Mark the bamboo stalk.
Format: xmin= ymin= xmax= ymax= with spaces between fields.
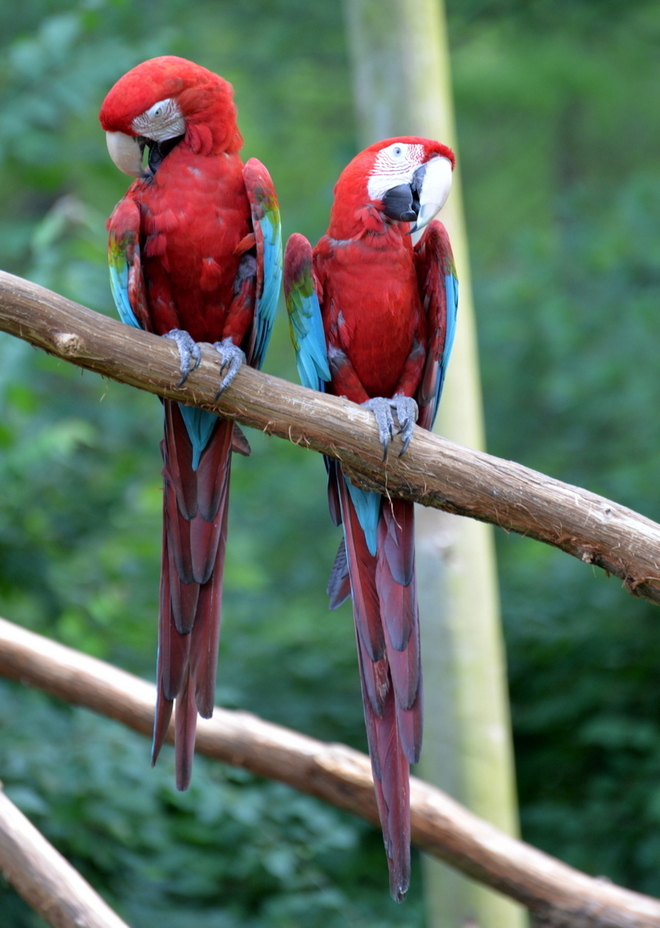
xmin=343 ymin=0 xmax=522 ymax=922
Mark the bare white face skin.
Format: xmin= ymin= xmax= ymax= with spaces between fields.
xmin=131 ymin=97 xmax=185 ymax=142
xmin=105 ymin=97 xmax=186 ymax=178
xmin=367 ymin=141 xmax=453 ymax=232
xmin=367 ymin=142 xmax=427 ymax=201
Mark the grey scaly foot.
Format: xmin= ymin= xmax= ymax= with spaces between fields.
xmin=390 ymin=395 xmax=418 ymax=455
xmin=363 ymin=397 xmax=395 ymax=459
xmin=213 ymin=337 xmax=246 ymax=397
xmin=362 ymin=395 xmax=418 ymax=459
xmin=163 ymin=329 xmax=202 ymax=386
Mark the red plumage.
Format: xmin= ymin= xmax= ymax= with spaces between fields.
xmin=101 ymin=63 xmax=253 ymax=343
xmin=101 ymin=57 xmax=279 ymax=789
xmin=285 ymin=136 xmax=456 ymax=899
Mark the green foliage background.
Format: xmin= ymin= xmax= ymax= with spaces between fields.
xmin=1 ymin=0 xmax=660 ymax=924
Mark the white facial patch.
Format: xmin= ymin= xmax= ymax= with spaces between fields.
xmin=367 ymin=142 xmax=425 ymax=201
xmin=132 ymin=97 xmax=186 ymax=142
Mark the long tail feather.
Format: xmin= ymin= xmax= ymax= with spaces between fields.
xmin=339 ymin=478 xmax=384 ymax=662
xmin=335 ymin=474 xmax=422 ymax=900
xmin=378 ymin=498 xmax=422 ymax=763
xmin=327 ymin=537 xmax=351 ymax=609
xmin=357 ymin=638 xmax=411 ymax=901
xmin=174 ymin=673 xmax=198 ymax=791
xmin=152 ymin=400 xmax=232 ymax=787
xmin=190 ymin=512 xmax=227 ymax=718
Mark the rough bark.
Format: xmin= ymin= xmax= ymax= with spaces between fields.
xmin=0 ymin=270 xmax=658 ymax=605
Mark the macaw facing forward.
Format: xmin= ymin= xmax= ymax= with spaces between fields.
xmin=284 ymin=137 xmax=457 ymax=899
xmin=99 ymin=56 xmax=281 ymax=790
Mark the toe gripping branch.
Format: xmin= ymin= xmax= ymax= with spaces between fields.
xmin=163 ymin=329 xmax=202 ymax=387
xmin=213 ymin=337 xmax=246 ymax=397
xmin=163 ymin=330 xmax=246 ymax=397
xmin=362 ymin=396 xmax=419 ymax=459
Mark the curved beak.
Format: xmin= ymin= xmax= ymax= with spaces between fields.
xmin=409 ymin=155 xmax=453 ymax=233
xmin=105 ymin=131 xmax=145 ymax=178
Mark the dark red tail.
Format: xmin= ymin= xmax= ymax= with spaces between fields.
xmin=336 ymin=475 xmax=422 ymax=900
xmin=152 ymin=400 xmax=232 ymax=789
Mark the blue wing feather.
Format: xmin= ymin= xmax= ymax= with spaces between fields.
xmin=243 ymin=158 xmax=283 ymax=371
xmin=288 ymin=283 xmax=330 ymax=391
xmin=107 ymin=198 xmax=147 ymax=332
xmin=432 ymin=272 xmax=458 ymax=421
xmin=252 ymin=208 xmax=281 ymax=368
xmin=109 ymin=262 xmax=142 ymax=330
xmin=284 ymin=233 xmax=331 ymax=391
xmin=414 ymin=221 xmax=458 ymax=431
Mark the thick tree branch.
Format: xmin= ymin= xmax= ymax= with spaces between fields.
xmin=1 ymin=269 xmax=660 ymax=607
xmin=0 ymin=781 xmax=131 ymax=928
xmin=0 ymin=617 xmax=658 ymax=928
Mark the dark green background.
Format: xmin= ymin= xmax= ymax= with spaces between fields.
xmin=1 ymin=0 xmax=659 ymax=924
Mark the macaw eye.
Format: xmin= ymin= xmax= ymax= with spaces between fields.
xmin=146 ymin=98 xmax=172 ymax=121
xmin=392 ymin=145 xmax=403 ymax=157
xmin=132 ymin=97 xmax=185 ymax=143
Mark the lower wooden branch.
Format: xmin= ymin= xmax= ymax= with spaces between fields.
xmin=0 ymin=616 xmax=658 ymax=928
xmin=0 ymin=785 xmax=130 ymax=928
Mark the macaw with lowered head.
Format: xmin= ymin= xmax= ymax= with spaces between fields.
xmin=284 ymin=137 xmax=457 ymax=899
xmin=99 ymin=56 xmax=281 ymax=790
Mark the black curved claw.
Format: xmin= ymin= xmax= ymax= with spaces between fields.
xmin=163 ymin=329 xmax=202 ymax=386
xmin=213 ymin=337 xmax=246 ymax=398
xmin=391 ymin=395 xmax=419 ymax=456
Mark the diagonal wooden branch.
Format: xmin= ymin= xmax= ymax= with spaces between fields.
xmin=0 ymin=616 xmax=658 ymax=928
xmin=1 ymin=269 xmax=660 ymax=605
xmin=0 ymin=780 xmax=131 ymax=928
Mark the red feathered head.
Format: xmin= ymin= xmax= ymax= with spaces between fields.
xmin=100 ymin=56 xmax=242 ymax=176
xmin=329 ymin=136 xmax=455 ymax=238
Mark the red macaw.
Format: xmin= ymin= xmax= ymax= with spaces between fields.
xmin=284 ymin=137 xmax=457 ymax=899
xmin=99 ymin=56 xmax=281 ymax=790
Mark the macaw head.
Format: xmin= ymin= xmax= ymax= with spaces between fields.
xmin=99 ymin=56 xmax=242 ymax=178
xmin=331 ymin=136 xmax=455 ymax=236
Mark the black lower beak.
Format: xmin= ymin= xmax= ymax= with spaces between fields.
xmin=145 ymin=134 xmax=185 ymax=174
xmin=382 ymin=183 xmax=419 ymax=223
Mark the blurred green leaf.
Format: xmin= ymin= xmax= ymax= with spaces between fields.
xmin=2 ymin=0 xmax=660 ymax=922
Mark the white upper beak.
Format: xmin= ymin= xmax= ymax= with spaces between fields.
xmin=106 ymin=131 xmax=145 ymax=178
xmin=409 ymin=155 xmax=453 ymax=233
